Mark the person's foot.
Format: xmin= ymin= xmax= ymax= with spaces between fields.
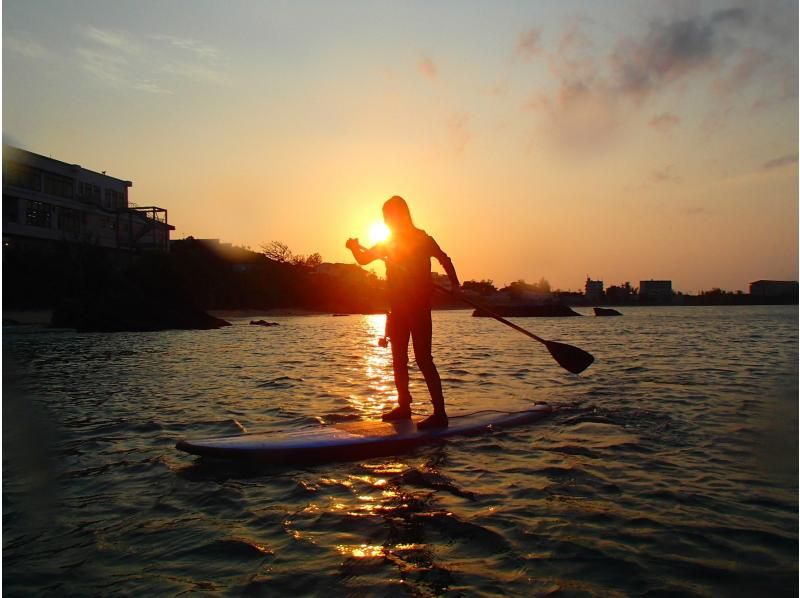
xmin=416 ymin=412 xmax=448 ymax=430
xmin=381 ymin=406 xmax=412 ymax=422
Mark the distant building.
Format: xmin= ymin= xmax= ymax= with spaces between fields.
xmin=585 ymin=277 xmax=604 ymax=301
xmin=3 ymin=144 xmax=174 ymax=251
xmin=749 ymin=280 xmax=798 ymax=297
xmin=431 ymin=272 xmax=453 ymax=291
xmin=639 ymin=280 xmax=672 ymax=302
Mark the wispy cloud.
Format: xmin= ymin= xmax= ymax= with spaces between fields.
xmin=83 ymin=25 xmax=141 ymax=54
xmin=525 ymin=8 xmax=767 ymax=152
xmin=418 ymin=56 xmax=437 ymax=81
xmin=649 ymin=112 xmax=680 ymax=132
xmin=713 ymin=47 xmax=770 ymax=95
xmin=762 ymin=154 xmax=798 ymax=170
xmin=4 ymin=36 xmax=50 ymax=59
xmin=76 ymin=26 xmax=225 ymax=94
xmin=611 ymin=8 xmax=749 ymax=102
xmin=151 ymin=34 xmax=219 ymax=61
xmin=446 ymin=113 xmax=470 ymax=154
xmin=76 ymin=48 xmax=171 ymax=94
xmin=651 ymin=164 xmax=679 ymax=183
xmin=515 ymin=28 xmax=542 ymax=60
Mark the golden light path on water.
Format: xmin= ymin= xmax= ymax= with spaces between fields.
xmin=346 ymin=313 xmax=395 ymax=419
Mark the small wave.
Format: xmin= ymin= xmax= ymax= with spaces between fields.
xmin=319 ymin=413 xmax=361 ymax=423
xmin=398 ymin=468 xmax=476 ymax=500
xmin=257 ymin=376 xmax=305 ymax=389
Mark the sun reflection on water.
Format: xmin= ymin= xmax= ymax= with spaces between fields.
xmin=343 ymin=314 xmax=396 ymax=418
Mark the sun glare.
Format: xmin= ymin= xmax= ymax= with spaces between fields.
xmin=367 ymin=221 xmax=390 ymax=245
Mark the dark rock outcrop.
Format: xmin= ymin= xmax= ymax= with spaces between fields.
xmin=593 ymin=307 xmax=623 ymax=316
xmin=52 ymin=298 xmax=231 ymax=332
xmin=250 ymin=320 xmax=279 ymax=327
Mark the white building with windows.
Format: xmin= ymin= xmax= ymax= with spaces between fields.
xmin=3 ymin=145 xmax=174 ymax=251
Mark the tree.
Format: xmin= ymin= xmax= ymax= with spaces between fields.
xmin=462 ymin=279 xmax=497 ymax=296
xmin=260 ymin=241 xmax=294 ymax=263
xmin=303 ymin=252 xmax=323 ymax=268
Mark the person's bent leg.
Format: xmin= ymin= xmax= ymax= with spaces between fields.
xmin=411 ymin=309 xmax=448 ymax=429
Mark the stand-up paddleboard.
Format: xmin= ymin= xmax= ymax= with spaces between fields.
xmin=175 ymin=403 xmax=553 ymax=463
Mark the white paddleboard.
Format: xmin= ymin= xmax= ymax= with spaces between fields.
xmin=175 ymin=403 xmax=553 ymax=463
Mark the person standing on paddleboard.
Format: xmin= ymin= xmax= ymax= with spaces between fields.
xmin=346 ymin=195 xmax=460 ymax=430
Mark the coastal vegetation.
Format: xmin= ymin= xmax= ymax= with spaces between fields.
xmin=3 ymin=239 xmax=796 ymax=331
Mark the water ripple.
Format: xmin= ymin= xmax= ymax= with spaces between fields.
xmin=3 ymin=306 xmax=797 ymax=595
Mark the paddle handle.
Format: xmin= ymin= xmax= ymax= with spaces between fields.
xmin=434 ymin=283 xmax=547 ymax=345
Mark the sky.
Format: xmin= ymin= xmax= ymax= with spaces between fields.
xmin=3 ymin=0 xmax=798 ymax=292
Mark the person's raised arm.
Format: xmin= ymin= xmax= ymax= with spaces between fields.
xmin=346 ymin=238 xmax=380 ymax=266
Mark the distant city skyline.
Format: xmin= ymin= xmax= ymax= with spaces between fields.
xmin=3 ymin=0 xmax=797 ymax=293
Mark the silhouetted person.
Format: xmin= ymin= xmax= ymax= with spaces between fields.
xmin=347 ymin=196 xmax=460 ymax=430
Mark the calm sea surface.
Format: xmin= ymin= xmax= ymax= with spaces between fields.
xmin=3 ymin=306 xmax=798 ymax=596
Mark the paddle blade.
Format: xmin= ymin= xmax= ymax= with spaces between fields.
xmin=545 ymin=340 xmax=594 ymax=374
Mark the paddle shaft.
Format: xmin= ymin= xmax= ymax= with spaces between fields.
xmin=350 ymin=242 xmax=593 ymax=373
xmin=433 ymin=283 xmax=547 ymax=345
xmin=354 ymin=242 xmax=547 ymax=345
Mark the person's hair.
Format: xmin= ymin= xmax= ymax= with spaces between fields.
xmin=383 ymin=195 xmax=413 ymax=230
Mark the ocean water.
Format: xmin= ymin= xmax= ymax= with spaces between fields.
xmin=3 ymin=306 xmax=797 ymax=596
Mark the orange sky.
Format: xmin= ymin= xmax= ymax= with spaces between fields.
xmin=4 ymin=0 xmax=798 ymax=292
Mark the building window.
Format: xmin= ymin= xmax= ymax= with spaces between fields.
xmin=58 ymin=208 xmax=81 ymax=233
xmin=3 ymin=161 xmax=41 ymax=191
xmin=26 ymin=200 xmax=53 ymax=228
xmin=3 ymin=195 xmax=19 ymax=223
xmin=79 ymin=182 xmax=103 ymax=205
xmin=43 ymin=172 xmax=74 ymax=198
xmin=104 ymin=189 xmax=125 ymax=210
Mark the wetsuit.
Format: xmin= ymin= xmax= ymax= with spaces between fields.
xmin=371 ymin=229 xmax=454 ymax=413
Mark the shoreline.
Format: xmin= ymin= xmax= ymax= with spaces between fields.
xmin=3 ymin=310 xmax=53 ymax=325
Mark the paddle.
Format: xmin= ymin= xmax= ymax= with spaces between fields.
xmin=350 ymin=240 xmax=594 ymax=374
xmin=434 ymin=283 xmax=595 ymax=375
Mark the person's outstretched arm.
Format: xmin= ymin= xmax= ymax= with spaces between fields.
xmin=346 ymin=238 xmax=380 ymax=266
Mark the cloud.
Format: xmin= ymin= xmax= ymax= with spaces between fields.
xmin=526 ymin=8 xmax=769 ymax=152
xmin=651 ymin=164 xmax=679 ymax=183
xmin=713 ymin=47 xmax=771 ymax=95
xmin=418 ymin=56 xmax=437 ymax=81
xmin=4 ymin=36 xmax=49 ymax=59
xmin=150 ymin=34 xmax=219 ymax=60
xmin=159 ymin=62 xmax=227 ymax=85
xmin=762 ymin=154 xmax=798 ymax=170
xmin=77 ymin=48 xmax=171 ymax=94
xmin=611 ymin=9 xmax=749 ymax=102
xmin=516 ymin=28 xmax=542 ymax=60
xmin=526 ymin=79 xmax=620 ymax=152
xmin=83 ymin=25 xmax=141 ymax=54
xmin=446 ymin=113 xmax=470 ymax=154
xmin=649 ymin=112 xmax=680 ymax=132
xmin=76 ymin=26 xmax=224 ymax=93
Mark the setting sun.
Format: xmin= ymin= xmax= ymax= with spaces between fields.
xmin=367 ymin=221 xmax=391 ymax=246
